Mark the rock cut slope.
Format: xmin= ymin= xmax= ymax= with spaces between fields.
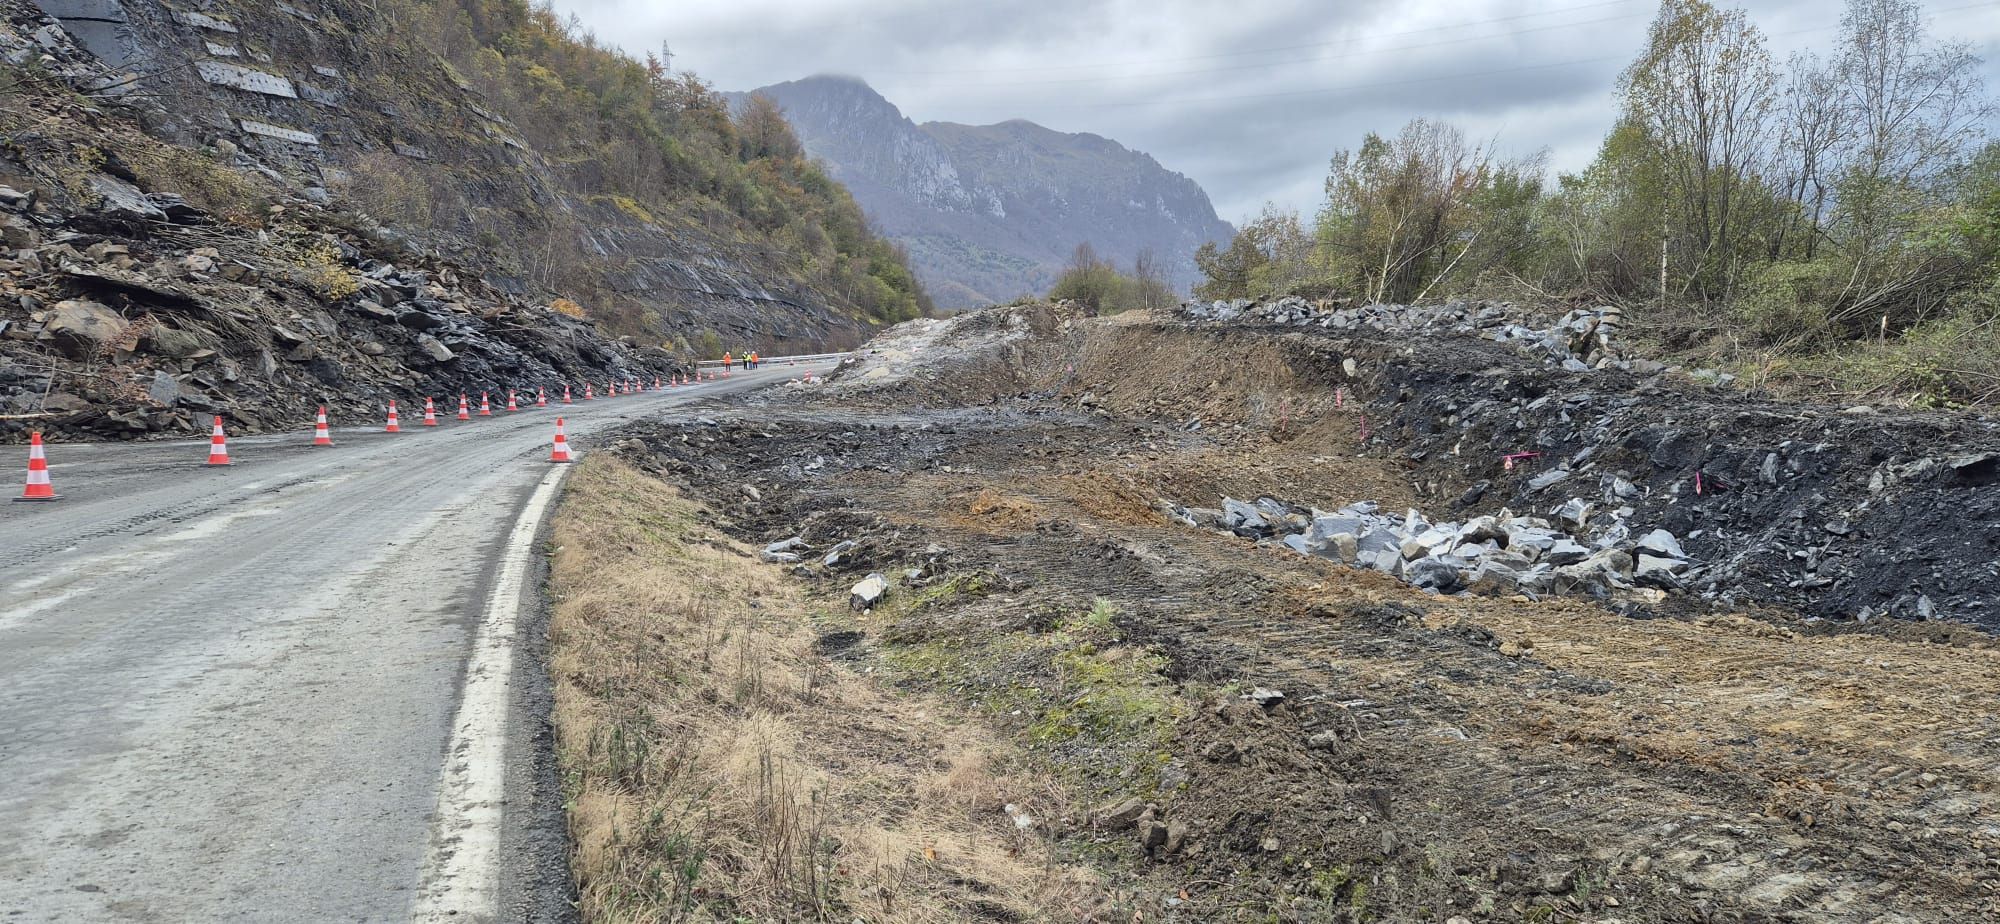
xmin=0 ymin=0 xmax=911 ymax=438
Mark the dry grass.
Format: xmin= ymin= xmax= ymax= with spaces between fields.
xmin=549 ymin=457 xmax=1105 ymax=923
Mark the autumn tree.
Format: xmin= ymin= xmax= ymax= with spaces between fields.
xmin=1619 ymin=0 xmax=1780 ymax=302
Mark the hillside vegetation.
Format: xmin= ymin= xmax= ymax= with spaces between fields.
xmin=366 ymin=0 xmax=930 ymax=339
xmin=1196 ymin=0 xmax=2000 ymax=408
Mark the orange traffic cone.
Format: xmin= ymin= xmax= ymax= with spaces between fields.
xmin=312 ymin=406 xmax=335 ymax=446
xmin=478 ymin=393 xmax=493 ymax=417
xmin=654 ymin=376 xmax=662 ymax=389
xmin=549 ymin=417 xmax=574 ymax=463
xmin=15 ymin=431 xmax=58 ymax=501
xmin=456 ymin=395 xmax=471 ymax=421
xmin=536 ymin=388 xmax=547 ymax=408
xmin=584 ymin=383 xmax=595 ymax=401
xmin=385 ymin=400 xmax=402 ymax=433
xmin=205 ymin=414 xmax=231 ymax=466
xmin=423 ymin=397 xmax=438 ymax=427
xmin=608 ymin=381 xmax=618 ymax=397
xmin=505 ymin=390 xmax=520 ymax=412
xmin=562 ymin=385 xmax=572 ymax=404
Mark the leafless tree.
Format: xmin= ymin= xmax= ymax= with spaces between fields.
xmin=1773 ymin=52 xmax=1844 ymax=259
xmin=1832 ymin=0 xmax=1994 ymax=252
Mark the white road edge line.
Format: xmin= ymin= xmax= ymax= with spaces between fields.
xmin=410 ymin=463 xmax=569 ymax=922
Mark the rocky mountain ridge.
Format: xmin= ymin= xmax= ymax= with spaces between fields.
xmin=735 ymin=76 xmax=1233 ymax=308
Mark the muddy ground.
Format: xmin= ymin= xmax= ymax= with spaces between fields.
xmin=606 ymin=311 xmax=2000 ymax=922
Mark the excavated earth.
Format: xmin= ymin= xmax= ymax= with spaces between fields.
xmin=609 ymin=304 xmax=2000 ymax=923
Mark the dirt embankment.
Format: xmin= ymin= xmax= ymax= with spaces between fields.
xmin=579 ymin=307 xmax=2000 ymax=922
xmin=843 ymin=307 xmax=1999 ymax=632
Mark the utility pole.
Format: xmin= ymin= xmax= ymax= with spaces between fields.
xmin=659 ymin=41 xmax=673 ymax=75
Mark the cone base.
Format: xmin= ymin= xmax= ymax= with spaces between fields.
xmin=206 ymin=459 xmax=232 ymax=466
xmin=13 ymin=493 xmax=60 ymax=502
xmin=549 ymin=458 xmax=574 ymax=464
xmin=312 ymin=441 xmax=335 ymax=447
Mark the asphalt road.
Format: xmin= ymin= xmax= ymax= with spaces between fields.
xmin=0 ymin=360 xmax=832 ymax=923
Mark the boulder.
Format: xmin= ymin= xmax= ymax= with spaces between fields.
xmin=1456 ymin=516 xmax=1508 ymax=546
xmin=397 ymin=309 xmax=447 ymax=330
xmin=41 ymin=299 xmax=127 ymax=359
xmin=1308 ymin=515 xmax=1365 ymax=543
xmin=1323 ymin=532 xmax=1359 ymax=564
xmin=849 ymin=573 xmax=888 ymax=611
xmin=1463 ymin=562 xmax=1520 ymax=596
xmin=140 ymin=323 xmax=204 ymax=358
xmin=1527 ymin=469 xmax=1571 ymax=491
xmin=146 ymin=370 xmax=178 ymax=406
xmin=1222 ymin=498 xmax=1272 ymax=537
xmin=1355 ymin=526 xmax=1402 ymax=556
xmin=355 ymin=299 xmax=397 ymax=320
xmin=1554 ymin=498 xmax=1593 ymax=532
xmin=416 ymin=334 xmax=454 ymax=362
xmin=1405 ymin=557 xmax=1464 ymax=593
xmin=1634 ymin=554 xmax=1686 ymax=589
xmin=87 ymin=174 xmax=166 ymax=221
xmin=762 ymin=536 xmax=808 ymax=563
xmin=1095 ymin=797 xmax=1147 ymax=829
xmin=1507 ymin=527 xmax=1559 ymax=558
xmin=1634 ymin=528 xmax=1685 ymax=560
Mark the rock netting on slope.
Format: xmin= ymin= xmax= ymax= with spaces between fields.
xmin=1177 ymin=495 xmax=1694 ymax=601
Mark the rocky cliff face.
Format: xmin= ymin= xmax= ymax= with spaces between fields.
xmin=0 ymin=0 xmax=811 ymax=440
xmin=736 ymin=76 xmax=1234 ymax=309
xmin=10 ymin=0 xmax=885 ymax=354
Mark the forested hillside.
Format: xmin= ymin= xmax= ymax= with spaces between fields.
xmin=1195 ymin=0 xmax=1998 ymax=407
xmin=373 ymin=0 xmax=931 ymax=340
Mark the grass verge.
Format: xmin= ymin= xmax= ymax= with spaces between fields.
xmin=548 ymin=456 xmax=1103 ymax=922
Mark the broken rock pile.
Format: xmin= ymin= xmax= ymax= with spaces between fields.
xmin=1174 ymin=495 xmax=1695 ymax=600
xmin=1175 ymin=297 xmax=1662 ymax=376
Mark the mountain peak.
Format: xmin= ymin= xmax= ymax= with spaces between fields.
xmin=742 ymin=79 xmax=1233 ymax=309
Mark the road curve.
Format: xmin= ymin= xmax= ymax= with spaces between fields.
xmin=0 ymin=361 xmax=833 ymax=922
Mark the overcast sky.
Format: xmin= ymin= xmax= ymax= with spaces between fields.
xmin=551 ymin=0 xmax=2000 ymax=224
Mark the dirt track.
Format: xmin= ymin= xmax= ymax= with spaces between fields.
xmin=600 ymin=311 xmax=2000 ymax=922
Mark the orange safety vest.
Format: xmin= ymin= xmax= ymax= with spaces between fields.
xmin=723 ymin=352 xmax=731 ymax=366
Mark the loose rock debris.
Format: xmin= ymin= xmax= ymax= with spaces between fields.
xmin=602 ymin=303 xmax=2000 ymax=922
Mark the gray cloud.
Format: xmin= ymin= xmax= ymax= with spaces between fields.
xmin=557 ymin=0 xmax=2000 ymax=223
